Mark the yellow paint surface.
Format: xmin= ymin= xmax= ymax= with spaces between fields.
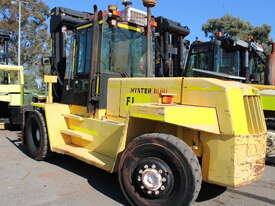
xmin=201 ymin=132 xmax=266 ymax=187
xmin=117 ymin=23 xmax=142 ymax=32
xmin=260 ymin=95 xmax=275 ymax=111
xmin=44 ymin=75 xmax=57 ymax=83
xmin=181 ymin=78 xmax=265 ymax=136
xmin=130 ymin=103 xmax=220 ymax=134
xmin=118 ymin=77 xmax=183 ymax=117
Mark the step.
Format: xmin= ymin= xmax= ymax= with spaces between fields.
xmin=61 ymin=129 xmax=94 ymax=142
xmin=63 ymin=114 xmax=85 ymax=122
xmin=52 ymin=144 xmax=114 ymax=171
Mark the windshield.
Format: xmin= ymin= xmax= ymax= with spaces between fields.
xmin=0 ymin=70 xmax=20 ymax=85
xmin=0 ymin=41 xmax=7 ymax=64
xmin=220 ymin=48 xmax=240 ymax=76
xmin=0 ymin=53 xmax=7 ymax=64
xmin=100 ymin=25 xmax=147 ymax=77
xmin=249 ymin=53 xmax=265 ymax=83
xmin=185 ymin=45 xmax=214 ymax=76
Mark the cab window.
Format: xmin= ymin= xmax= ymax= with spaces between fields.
xmin=101 ymin=25 xmax=147 ymax=77
xmin=76 ymin=27 xmax=93 ymax=74
xmin=186 ymin=46 xmax=214 ymax=72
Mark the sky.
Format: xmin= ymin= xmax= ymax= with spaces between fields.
xmin=44 ymin=0 xmax=275 ymax=42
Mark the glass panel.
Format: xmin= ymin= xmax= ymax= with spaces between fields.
xmin=64 ymin=31 xmax=74 ymax=79
xmin=0 ymin=40 xmax=7 ymax=64
xmin=74 ymin=79 xmax=89 ymax=92
xmin=76 ymin=28 xmax=93 ymax=74
xmin=249 ymin=53 xmax=265 ymax=83
xmin=220 ymin=48 xmax=239 ymax=76
xmin=101 ymin=26 xmax=147 ymax=77
xmin=77 ymin=29 xmax=87 ymax=74
xmin=187 ymin=52 xmax=213 ymax=71
xmin=85 ymin=28 xmax=93 ymax=73
xmin=0 ymin=54 xmax=5 ymax=64
xmin=0 ymin=70 xmax=19 ymax=85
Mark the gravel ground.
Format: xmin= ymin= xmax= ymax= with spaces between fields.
xmin=0 ymin=129 xmax=274 ymax=206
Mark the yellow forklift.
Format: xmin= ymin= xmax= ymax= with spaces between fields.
xmin=0 ymin=30 xmax=25 ymax=127
xmin=22 ymin=1 xmax=267 ymax=205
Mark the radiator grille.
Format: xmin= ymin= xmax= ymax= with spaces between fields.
xmin=243 ymin=96 xmax=266 ymax=134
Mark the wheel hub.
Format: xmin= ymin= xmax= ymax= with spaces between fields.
xmin=133 ymin=158 xmax=174 ymax=198
xmin=142 ymin=168 xmax=162 ymax=191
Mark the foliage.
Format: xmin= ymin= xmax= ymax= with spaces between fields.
xmin=0 ymin=0 xmax=50 ymax=90
xmin=202 ymin=14 xmax=272 ymax=46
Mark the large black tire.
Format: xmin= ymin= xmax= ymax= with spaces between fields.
xmin=25 ymin=111 xmax=52 ymax=160
xmin=118 ymin=133 xmax=202 ymax=206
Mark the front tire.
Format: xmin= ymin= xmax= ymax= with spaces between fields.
xmin=25 ymin=111 xmax=52 ymax=160
xmin=118 ymin=133 xmax=202 ymax=206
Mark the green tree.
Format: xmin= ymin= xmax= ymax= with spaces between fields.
xmin=0 ymin=0 xmax=50 ymax=89
xmin=202 ymin=14 xmax=272 ymax=45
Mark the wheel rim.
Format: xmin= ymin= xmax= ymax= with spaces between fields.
xmin=132 ymin=157 xmax=174 ymax=198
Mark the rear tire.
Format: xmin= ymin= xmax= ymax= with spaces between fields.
xmin=25 ymin=111 xmax=52 ymax=160
xmin=118 ymin=133 xmax=202 ymax=206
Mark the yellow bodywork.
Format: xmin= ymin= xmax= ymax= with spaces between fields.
xmin=34 ymin=77 xmax=266 ymax=188
xmin=44 ymin=75 xmax=57 ymax=104
xmin=0 ymin=65 xmax=24 ymax=106
xmin=250 ymin=84 xmax=275 ymax=112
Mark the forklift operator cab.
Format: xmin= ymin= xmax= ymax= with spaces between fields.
xmin=60 ymin=19 xmax=149 ymax=108
xmin=185 ymin=37 xmax=265 ymax=83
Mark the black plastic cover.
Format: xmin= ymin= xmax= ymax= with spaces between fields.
xmin=50 ymin=7 xmax=92 ymax=33
xmin=155 ymin=16 xmax=190 ymax=37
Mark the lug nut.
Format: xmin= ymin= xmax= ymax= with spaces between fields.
xmin=139 ymin=170 xmax=143 ymax=174
xmin=147 ymin=191 xmax=152 ymax=195
xmin=141 ymin=185 xmax=145 ymax=189
xmin=159 ymin=169 xmax=163 ymax=174
xmin=152 ymin=164 xmax=156 ymax=169
xmin=137 ymin=176 xmax=141 ymax=182
xmin=160 ymin=186 xmax=165 ymax=191
xmin=144 ymin=165 xmax=149 ymax=169
xmin=155 ymin=190 xmax=160 ymax=195
xmin=162 ymin=177 xmax=167 ymax=182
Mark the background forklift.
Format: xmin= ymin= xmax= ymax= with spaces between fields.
xmin=0 ymin=30 xmax=25 ymax=127
xmin=22 ymin=1 xmax=267 ymax=206
xmin=184 ymin=34 xmax=266 ymax=83
xmin=182 ymin=34 xmax=275 ymax=157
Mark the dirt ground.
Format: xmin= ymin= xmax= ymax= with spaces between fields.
xmin=0 ymin=129 xmax=275 ymax=206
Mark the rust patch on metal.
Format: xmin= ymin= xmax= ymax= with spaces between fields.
xmin=253 ymin=158 xmax=265 ymax=176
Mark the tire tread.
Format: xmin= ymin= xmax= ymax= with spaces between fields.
xmin=119 ymin=133 xmax=202 ymax=205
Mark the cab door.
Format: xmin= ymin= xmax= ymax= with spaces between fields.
xmin=61 ymin=26 xmax=93 ymax=106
